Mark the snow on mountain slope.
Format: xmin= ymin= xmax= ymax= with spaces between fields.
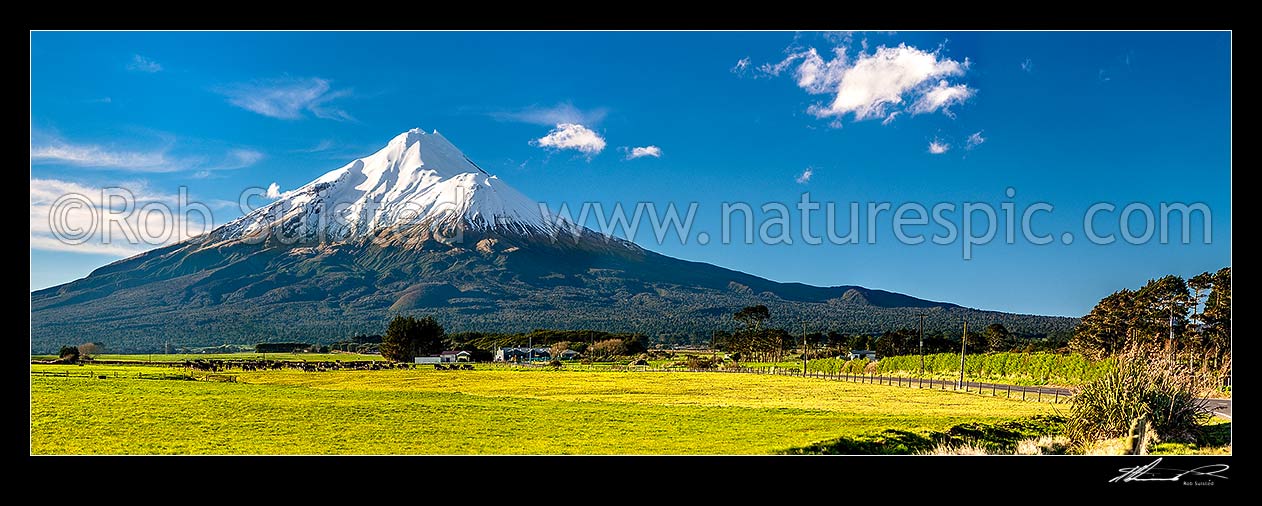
xmin=219 ymin=128 xmax=560 ymax=242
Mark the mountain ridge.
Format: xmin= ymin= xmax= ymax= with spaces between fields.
xmin=30 ymin=128 xmax=1077 ymax=352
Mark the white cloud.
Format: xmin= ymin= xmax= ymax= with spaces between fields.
xmin=928 ymin=140 xmax=950 ymax=154
xmin=31 ymin=133 xmax=263 ymax=175
xmin=909 ymin=80 xmax=975 ymax=117
xmin=793 ymin=48 xmax=849 ymax=94
xmin=227 ymin=149 xmax=265 ymax=168
xmin=127 ymin=54 xmax=162 ymax=73
xmin=265 ymin=182 xmax=282 ymax=199
xmin=30 ymin=178 xmax=214 ymax=256
xmin=881 ymin=112 xmax=900 ymax=125
xmin=966 ymin=131 xmax=986 ymax=150
xmin=795 ymin=168 xmax=814 ymax=184
xmin=492 ymin=102 xmax=607 ymax=126
xmin=759 ymin=52 xmax=802 ymax=77
xmin=757 ymin=42 xmax=975 ymax=124
xmin=625 ymin=145 xmax=662 ymax=160
xmin=30 ymin=141 xmax=174 ymax=172
xmin=533 ymin=123 xmax=606 ymax=157
xmin=731 ymin=57 xmax=751 ymax=75
xmin=218 ymin=77 xmax=352 ymax=121
xmin=814 ymin=44 xmax=970 ymax=121
xmin=1021 ymin=58 xmax=1034 ymax=73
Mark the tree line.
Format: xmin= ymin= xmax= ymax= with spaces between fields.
xmin=1069 ymin=267 xmax=1230 ymax=381
xmin=714 ymin=304 xmax=1071 ymax=362
xmin=376 ymin=315 xmax=651 ymax=362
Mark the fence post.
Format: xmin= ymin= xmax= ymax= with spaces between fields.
xmin=1038 ymin=389 xmax=1042 ymax=402
xmin=1054 ymin=390 xmax=1059 ymax=403
xmin=1007 ymin=384 xmax=1011 ymax=398
xmin=1022 ymin=386 xmax=1026 ymax=401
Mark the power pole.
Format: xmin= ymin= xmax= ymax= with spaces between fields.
xmin=959 ymin=318 xmax=968 ymax=389
xmin=802 ymin=322 xmax=808 ymax=375
xmin=918 ymin=314 xmax=926 ymax=377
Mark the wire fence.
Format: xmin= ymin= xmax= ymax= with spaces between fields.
xmin=31 ymin=360 xmax=1071 ymax=403
xmin=474 ymin=362 xmax=1071 ymax=403
xmin=30 ymin=370 xmax=195 ymax=381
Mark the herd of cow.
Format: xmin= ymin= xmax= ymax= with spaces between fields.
xmin=178 ymin=359 xmax=478 ymax=373
xmin=180 ymin=359 xmax=419 ymax=373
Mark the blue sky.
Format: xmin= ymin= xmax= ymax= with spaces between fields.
xmin=30 ymin=31 xmax=1231 ymax=317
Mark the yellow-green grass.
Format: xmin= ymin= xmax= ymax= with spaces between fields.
xmin=31 ymin=353 xmax=385 ymax=363
xmin=31 ymin=364 xmax=1055 ymax=455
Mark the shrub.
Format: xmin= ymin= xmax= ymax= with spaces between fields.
xmin=919 ymin=442 xmax=993 ymax=455
xmin=1015 ymin=436 xmax=1071 ymax=455
xmin=1065 ymin=345 xmax=1210 ymax=447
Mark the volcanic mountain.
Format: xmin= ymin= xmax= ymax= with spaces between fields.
xmin=31 ymin=129 xmax=1074 ymax=352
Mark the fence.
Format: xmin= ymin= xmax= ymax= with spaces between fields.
xmin=30 ymin=370 xmax=195 ymax=381
xmin=476 ymin=362 xmax=1070 ymax=403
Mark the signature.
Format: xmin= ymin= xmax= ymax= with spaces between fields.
xmin=1111 ymin=458 xmax=1230 ymax=483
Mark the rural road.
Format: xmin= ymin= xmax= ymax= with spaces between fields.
xmin=1203 ymin=398 xmax=1232 ymax=419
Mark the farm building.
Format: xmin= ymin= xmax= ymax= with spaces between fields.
xmin=440 ymin=350 xmax=472 ymax=363
xmin=558 ymin=349 xmax=582 ymax=360
xmin=848 ymin=350 xmax=878 ymax=361
xmin=494 ymin=347 xmax=552 ymax=362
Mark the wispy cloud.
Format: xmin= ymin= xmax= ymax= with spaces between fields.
xmin=30 ymin=178 xmax=213 ymax=256
xmin=85 ymin=97 xmax=112 ymax=104
xmin=31 ymin=132 xmax=263 ymax=175
xmin=754 ymin=42 xmax=976 ymax=125
xmin=293 ymin=139 xmax=335 ymax=153
xmin=731 ymin=57 xmax=751 ymax=75
xmin=624 ymin=145 xmax=662 ymax=160
xmin=265 ymin=182 xmax=282 ymax=199
xmin=126 ymin=54 xmax=162 ymax=73
xmin=491 ymin=102 xmax=607 ymax=127
xmin=218 ymin=77 xmax=353 ymax=121
xmin=795 ymin=168 xmax=814 ymax=184
xmin=532 ymin=123 xmax=606 ymax=157
xmin=966 ymin=131 xmax=986 ymax=150
xmin=909 ymin=80 xmax=975 ymax=117
xmin=1021 ymin=58 xmax=1034 ymax=73
xmin=31 ymin=139 xmax=175 ymax=172
xmin=928 ymin=140 xmax=950 ymax=154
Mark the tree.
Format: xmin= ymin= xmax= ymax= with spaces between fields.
xmin=733 ymin=305 xmax=771 ymax=332
xmin=588 ymin=339 xmax=626 ymax=361
xmin=58 ymin=346 xmax=79 ymax=362
xmin=982 ymin=324 xmax=1012 ymax=351
xmin=1200 ymin=268 xmax=1231 ymax=352
xmin=380 ymin=315 xmax=446 ymax=362
xmin=78 ymin=342 xmax=104 ymax=359
xmin=1133 ymin=275 xmax=1193 ymax=349
xmin=963 ymin=327 xmax=988 ymax=354
xmin=873 ymin=333 xmax=898 ymax=359
xmin=550 ymin=341 xmax=571 ymax=358
xmin=623 ymin=334 xmax=649 ymax=355
xmin=1071 ymin=289 xmax=1138 ymax=360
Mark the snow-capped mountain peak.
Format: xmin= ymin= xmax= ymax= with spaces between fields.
xmin=219 ymin=128 xmax=559 ymax=242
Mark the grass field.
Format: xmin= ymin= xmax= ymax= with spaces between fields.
xmin=31 ymin=352 xmax=386 ymax=363
xmin=30 ymin=364 xmax=1056 ymax=455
